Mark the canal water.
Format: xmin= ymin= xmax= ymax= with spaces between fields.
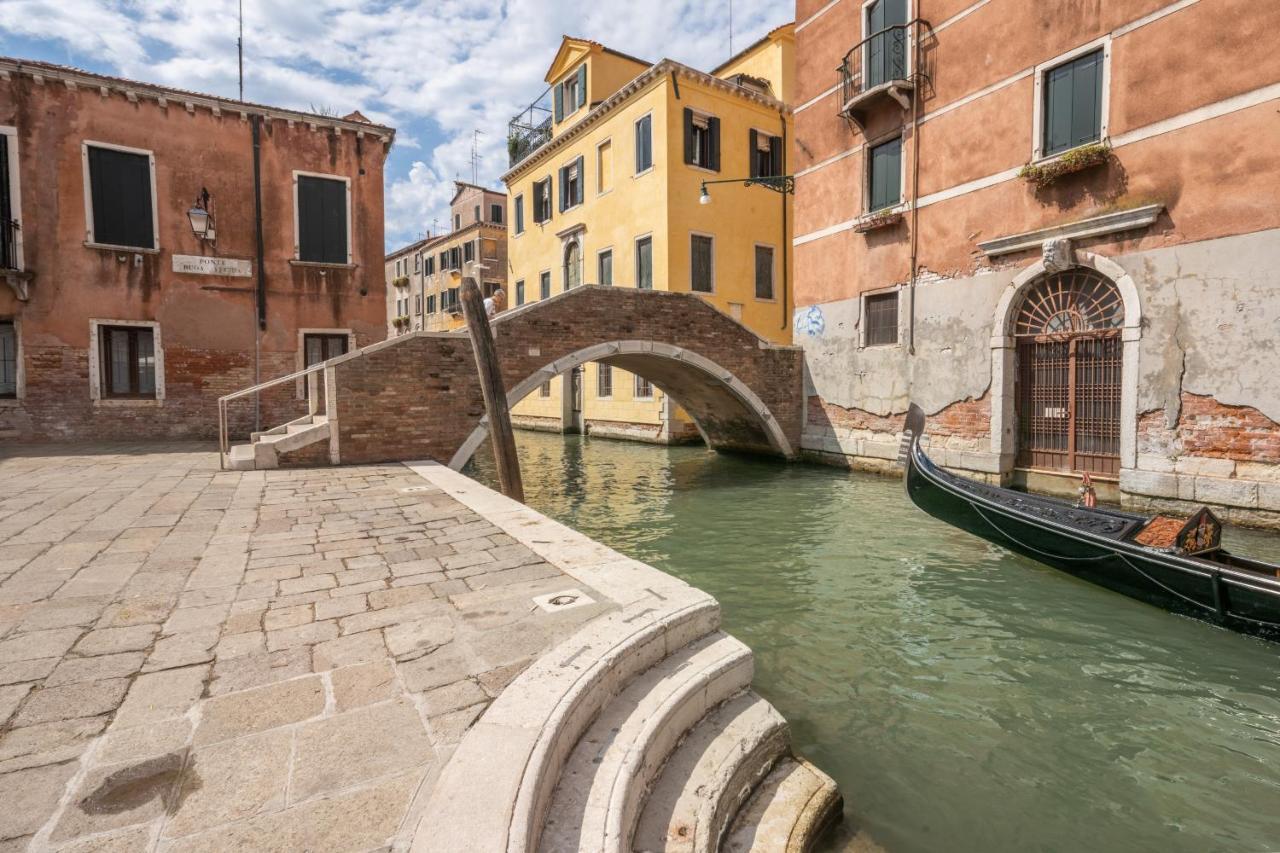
xmin=467 ymin=432 xmax=1280 ymax=853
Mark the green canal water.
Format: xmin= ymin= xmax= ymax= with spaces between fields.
xmin=467 ymin=432 xmax=1280 ymax=853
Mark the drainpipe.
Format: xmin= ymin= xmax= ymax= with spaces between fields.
xmin=780 ymin=108 xmax=789 ymax=334
xmin=251 ymin=114 xmax=268 ymax=432
xmin=906 ymin=23 xmax=921 ymax=356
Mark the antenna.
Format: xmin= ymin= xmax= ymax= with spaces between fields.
xmin=470 ymin=129 xmax=485 ymax=184
xmin=237 ymin=0 xmax=244 ymax=100
xmin=729 ymin=0 xmax=734 ymax=57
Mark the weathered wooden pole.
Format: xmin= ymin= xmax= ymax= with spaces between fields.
xmin=460 ymin=277 xmax=524 ymax=503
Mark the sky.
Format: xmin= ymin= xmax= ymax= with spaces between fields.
xmin=0 ymin=0 xmax=789 ymax=251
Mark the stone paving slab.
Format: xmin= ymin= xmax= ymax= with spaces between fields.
xmin=0 ymin=444 xmax=617 ymax=852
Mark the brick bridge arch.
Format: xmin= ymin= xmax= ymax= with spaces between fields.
xmin=325 ymin=286 xmax=804 ymax=469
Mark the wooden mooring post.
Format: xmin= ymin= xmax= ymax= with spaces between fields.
xmin=460 ymin=277 xmax=525 ymax=503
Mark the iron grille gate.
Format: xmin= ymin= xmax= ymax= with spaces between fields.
xmin=1014 ymin=269 xmax=1123 ymax=476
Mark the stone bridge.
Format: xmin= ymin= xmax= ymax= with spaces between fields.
xmin=227 ymin=286 xmax=804 ymax=470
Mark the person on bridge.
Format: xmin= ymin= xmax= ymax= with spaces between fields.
xmin=485 ymin=287 xmax=507 ymax=318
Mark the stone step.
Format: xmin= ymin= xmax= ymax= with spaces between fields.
xmin=227 ymin=443 xmax=256 ymax=471
xmin=632 ymin=691 xmax=789 ymax=853
xmin=538 ymin=632 xmax=753 ymax=853
xmin=721 ymin=758 xmax=841 ymax=853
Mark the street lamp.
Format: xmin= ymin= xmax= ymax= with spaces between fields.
xmin=698 ymin=174 xmax=795 ymax=204
xmin=187 ymin=187 xmax=216 ymax=243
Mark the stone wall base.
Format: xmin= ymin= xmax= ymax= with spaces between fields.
xmin=512 ymin=415 xmax=564 ymax=434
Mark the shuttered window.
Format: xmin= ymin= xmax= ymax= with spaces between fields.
xmin=464 ymin=241 xmax=475 ymax=263
xmin=0 ymin=320 xmax=16 ymax=398
xmin=99 ymin=325 xmax=156 ymax=399
xmin=597 ymin=364 xmax=613 ymax=398
xmin=1 ymin=136 xmax=15 ymax=269
xmin=635 ymin=114 xmax=653 ymax=174
xmin=635 ymin=237 xmax=653 ymax=290
xmin=754 ymin=246 xmax=774 ymax=300
xmin=491 ymin=203 xmax=503 ymax=224
xmin=683 ymin=109 xmax=720 ymax=171
xmin=86 ymin=145 xmax=154 ymax=250
xmin=865 ymin=292 xmax=899 ymax=346
xmin=540 ymin=271 xmax=551 ymax=300
xmin=533 ymin=178 xmax=552 ymax=224
xmin=514 ymin=196 xmax=524 ymax=233
xmin=749 ymin=130 xmax=783 ymax=178
xmin=598 ymin=249 xmax=613 ymax=286
xmin=690 ymin=235 xmax=713 ymax=293
xmin=597 ymin=140 xmax=612 ymax=193
xmin=296 ymin=175 xmax=348 ymax=264
xmin=865 ymin=0 xmax=908 ymax=88
xmin=1043 ymin=49 xmax=1104 ymax=157
xmin=515 ymin=280 xmax=525 ymax=306
xmin=868 ymin=137 xmax=902 ymax=212
xmin=559 ymin=157 xmax=584 ymax=211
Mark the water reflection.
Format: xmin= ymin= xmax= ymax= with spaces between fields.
xmin=468 ymin=433 xmax=1280 ymax=853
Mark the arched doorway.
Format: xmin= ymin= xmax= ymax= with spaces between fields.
xmin=1013 ymin=267 xmax=1123 ymax=475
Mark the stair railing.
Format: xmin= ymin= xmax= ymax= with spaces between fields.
xmin=217 ymin=363 xmax=327 ymax=470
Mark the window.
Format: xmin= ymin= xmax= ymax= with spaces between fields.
xmin=514 ymin=196 xmax=525 ymax=234
xmin=634 ymin=375 xmax=654 ymax=399
xmin=415 ymin=295 xmax=422 ymax=315
xmin=635 ymin=237 xmax=653 ymax=290
xmin=426 ymin=256 xmax=435 ymax=275
xmin=865 ymin=0 xmax=908 ymax=89
xmin=1 ymin=130 xmax=21 ymax=270
xmin=533 ymin=177 xmax=553 ymax=224
xmin=515 ymin=280 xmax=525 ymax=306
xmin=754 ymin=246 xmax=774 ymax=300
xmin=539 ymin=381 xmax=552 ymax=398
xmin=1041 ymin=48 xmax=1104 ymax=157
xmin=554 ymin=64 xmax=587 ymax=121
xmin=750 ymin=130 xmax=783 ymax=178
xmin=540 ymin=271 xmax=551 ymax=300
xmin=683 ymin=109 xmax=720 ymax=171
xmin=865 ymin=291 xmax=899 ymax=346
xmin=451 ymin=247 xmax=462 ymax=269
xmin=414 ymin=254 xmax=421 ymax=273
xmin=454 ymin=213 xmax=461 ymax=230
xmin=560 ymin=157 xmax=584 ymax=211
xmin=304 ymin=332 xmax=348 ymax=368
xmin=427 ymin=294 xmax=437 ymax=314
xmin=395 ymin=259 xmax=401 ymax=277
xmin=85 ymin=143 xmax=155 ymax=250
xmin=439 ymin=251 xmax=447 ymax=270
xmin=635 ymin=114 xmax=653 ymax=174
xmin=482 ymin=238 xmax=498 ymax=260
xmin=597 ymin=140 xmax=612 ymax=194
xmin=464 ymin=241 xmax=475 ymax=263
xmin=564 ymin=242 xmax=581 ymax=289
xmin=868 ymin=136 xmax=902 ymax=213
xmin=491 ymin=203 xmax=503 ymax=224
xmin=444 ymin=287 xmax=460 ymax=312
xmin=295 ymin=173 xmax=349 ymax=264
xmin=0 ymin=320 xmax=16 ymax=398
xmin=473 ymin=204 xmax=480 ymax=223
xmin=597 ymin=364 xmax=613 ymax=398
xmin=99 ymin=325 xmax=157 ymax=399
xmin=690 ymin=234 xmax=713 ymax=293
xmin=483 ymin=281 xmax=500 ymax=298
xmin=597 ymin=249 xmax=613 ymax=286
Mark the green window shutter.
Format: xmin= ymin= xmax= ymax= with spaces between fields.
xmin=554 ymin=84 xmax=564 ymax=122
xmin=769 ymin=135 xmax=783 ymax=177
xmin=577 ymin=64 xmax=587 ymax=108
xmin=1043 ymin=49 xmax=1103 ymax=156
xmin=748 ymin=129 xmax=759 ymax=177
xmin=683 ymin=108 xmax=694 ymax=165
xmin=575 ymin=156 xmax=585 ymax=205
xmin=869 ymin=137 xmax=902 ymax=212
xmin=708 ymin=116 xmax=721 ymax=172
xmin=558 ymin=166 xmax=567 ymax=212
xmin=88 ymin=146 xmax=155 ymax=249
xmin=1043 ymin=63 xmax=1073 ymax=156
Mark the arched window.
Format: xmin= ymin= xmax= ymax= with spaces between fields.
xmin=564 ymin=241 xmax=581 ymax=290
xmin=1014 ymin=269 xmax=1123 ymax=475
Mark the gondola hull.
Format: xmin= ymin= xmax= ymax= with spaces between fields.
xmin=901 ymin=405 xmax=1280 ymax=641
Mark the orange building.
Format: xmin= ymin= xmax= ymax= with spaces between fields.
xmin=791 ymin=0 xmax=1280 ymax=524
xmin=0 ymin=58 xmax=393 ymax=441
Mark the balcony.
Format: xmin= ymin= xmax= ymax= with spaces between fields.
xmin=1 ymin=216 xmax=31 ymax=301
xmin=508 ymin=88 xmax=553 ymax=168
xmin=837 ymin=20 xmax=930 ymax=133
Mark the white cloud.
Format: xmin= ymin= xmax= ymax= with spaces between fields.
xmin=0 ymin=0 xmax=788 ymax=248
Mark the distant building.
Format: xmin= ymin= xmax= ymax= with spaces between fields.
xmin=384 ymin=182 xmax=508 ymax=337
xmin=503 ymin=28 xmax=794 ymax=443
xmin=0 ymin=57 xmax=393 ymax=441
xmin=791 ymin=0 xmax=1280 ymax=522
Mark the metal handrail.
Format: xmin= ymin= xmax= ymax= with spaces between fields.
xmin=216 ymin=361 xmax=328 ymax=465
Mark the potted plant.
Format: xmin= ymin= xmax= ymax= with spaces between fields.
xmin=1018 ymin=142 xmax=1111 ymax=189
xmin=853 ymin=209 xmax=904 ymax=233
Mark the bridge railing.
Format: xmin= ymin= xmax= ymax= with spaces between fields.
xmin=216 ymin=364 xmax=328 ymax=469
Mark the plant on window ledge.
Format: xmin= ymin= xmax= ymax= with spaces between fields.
xmin=1019 ymin=143 xmax=1112 ymax=189
xmin=854 ymin=209 xmax=904 ymax=233
xmin=393 ymin=275 xmax=410 ymax=288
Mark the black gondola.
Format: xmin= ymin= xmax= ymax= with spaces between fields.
xmin=900 ymin=403 xmax=1280 ymax=641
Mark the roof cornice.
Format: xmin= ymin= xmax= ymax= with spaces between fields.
xmin=502 ymin=59 xmax=790 ymax=183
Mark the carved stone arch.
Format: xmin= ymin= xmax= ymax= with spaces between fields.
xmin=989 ymin=250 xmax=1142 ymax=474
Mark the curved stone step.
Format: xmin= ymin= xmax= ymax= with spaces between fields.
xmin=721 ymin=757 xmax=841 ymax=853
xmin=632 ymin=691 xmax=789 ymax=853
xmin=538 ymin=632 xmax=754 ymax=853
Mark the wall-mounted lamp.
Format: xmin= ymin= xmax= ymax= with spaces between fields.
xmin=187 ymin=187 xmax=216 ymax=243
xmin=698 ymin=175 xmax=795 ymax=205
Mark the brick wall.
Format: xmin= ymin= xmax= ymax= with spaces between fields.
xmin=1138 ymin=392 xmax=1280 ymax=464
xmin=807 ymin=394 xmax=990 ymax=445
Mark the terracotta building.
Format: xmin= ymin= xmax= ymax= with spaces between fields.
xmin=384 ymin=182 xmax=507 ymax=336
xmin=791 ymin=0 xmax=1280 ymax=524
xmin=0 ymin=57 xmax=393 ymax=442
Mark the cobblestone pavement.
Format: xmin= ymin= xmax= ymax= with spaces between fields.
xmin=0 ymin=445 xmax=614 ymax=852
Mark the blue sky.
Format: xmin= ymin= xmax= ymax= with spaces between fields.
xmin=0 ymin=0 xmax=788 ymax=251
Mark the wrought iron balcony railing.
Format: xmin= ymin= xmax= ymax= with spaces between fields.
xmin=837 ymin=19 xmax=930 ymax=130
xmin=0 ymin=217 xmax=18 ymax=271
xmin=507 ymin=88 xmax=553 ymax=167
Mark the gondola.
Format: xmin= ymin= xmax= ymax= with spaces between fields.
xmin=899 ymin=403 xmax=1280 ymax=641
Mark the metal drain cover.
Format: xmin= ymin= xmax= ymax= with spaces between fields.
xmin=533 ymin=588 xmax=595 ymax=613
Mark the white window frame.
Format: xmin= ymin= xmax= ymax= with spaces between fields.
xmin=533 ymin=176 xmax=553 ymax=225
xmin=633 ymin=233 xmax=654 ymax=290
xmin=562 ymin=70 xmax=581 ymax=119
xmin=634 ymin=112 xmax=655 ymax=177
xmin=633 ymin=373 xmax=654 ymax=400
xmin=513 ymin=193 xmax=525 ymax=235
xmin=752 ymin=243 xmax=778 ymax=302
xmin=0 ymin=316 xmax=24 ymax=403
xmin=595 ymin=363 xmax=613 ymax=400
xmin=859 ymin=285 xmax=902 ymax=349
xmin=88 ymin=318 xmax=164 ymax=403
xmin=292 ymin=170 xmax=353 ymax=264
xmin=1030 ymin=35 xmax=1112 ymax=163
xmin=1 ymin=126 xmax=25 ymax=272
xmin=561 ymin=156 xmax=583 ymax=213
xmin=596 ymin=138 xmax=613 ymax=196
xmin=81 ymin=141 xmax=160 ymax=252
xmin=596 ymin=246 xmax=614 ymax=286
xmin=863 ymin=130 xmax=907 ymax=216
xmin=689 ymin=231 xmax=716 ymax=294
xmin=539 ymin=268 xmax=552 ymax=301
xmin=860 ymin=0 xmax=914 ymax=87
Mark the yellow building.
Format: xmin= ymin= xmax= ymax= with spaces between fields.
xmin=504 ymin=27 xmax=795 ymax=442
